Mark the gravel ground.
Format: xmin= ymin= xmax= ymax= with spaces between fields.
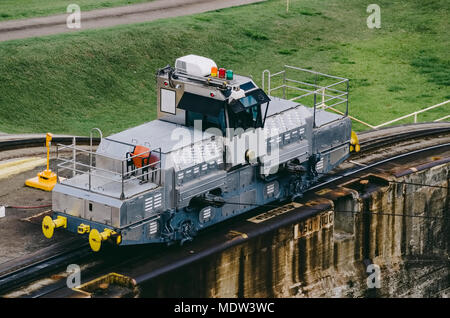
xmin=0 ymin=159 xmax=76 ymax=264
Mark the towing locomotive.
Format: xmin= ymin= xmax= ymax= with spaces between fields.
xmin=42 ymin=55 xmax=360 ymax=251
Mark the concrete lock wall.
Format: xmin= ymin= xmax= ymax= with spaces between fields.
xmin=143 ymin=162 xmax=449 ymax=297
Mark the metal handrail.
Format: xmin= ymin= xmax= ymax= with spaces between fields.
xmin=56 ymin=137 xmax=163 ymax=200
xmin=58 ymin=148 xmax=162 ymax=177
xmin=435 ymin=114 xmax=450 ymax=122
xmin=325 ymin=106 xmax=375 ymax=128
xmin=58 ymin=158 xmax=121 ymax=177
xmin=89 ymin=128 xmax=102 ymax=192
xmin=319 ymin=98 xmax=449 ymax=129
xmin=59 ymin=142 xmax=159 ymax=163
xmin=263 ymin=67 xmax=448 ymax=129
xmin=285 ymin=86 xmax=348 ymax=103
xmin=285 ymin=78 xmax=348 ymax=94
xmin=58 ymin=162 xmax=120 ymax=183
xmin=373 ymin=100 xmax=450 ymax=129
xmin=262 ymin=65 xmax=349 ymax=127
xmin=58 ymin=159 xmax=161 ymax=183
xmin=284 ymin=65 xmax=348 ymax=81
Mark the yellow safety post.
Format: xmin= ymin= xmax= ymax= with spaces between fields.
xmin=89 ymin=228 xmax=120 ymax=252
xmin=25 ymin=133 xmax=58 ymax=191
xmin=42 ymin=215 xmax=67 ymax=238
xmin=350 ymin=130 xmax=360 ymax=153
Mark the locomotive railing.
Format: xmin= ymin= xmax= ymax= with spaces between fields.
xmin=55 ymin=136 xmax=162 ymax=200
xmin=262 ymin=65 xmax=350 ymax=127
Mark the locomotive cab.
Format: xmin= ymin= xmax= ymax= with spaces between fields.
xmin=156 ymin=55 xmax=271 ymax=169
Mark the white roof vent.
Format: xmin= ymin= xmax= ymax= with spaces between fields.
xmin=175 ymin=55 xmax=217 ymax=77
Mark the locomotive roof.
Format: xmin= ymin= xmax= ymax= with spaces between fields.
xmin=105 ymin=119 xmax=217 ymax=155
xmin=102 ymin=98 xmax=295 ymax=153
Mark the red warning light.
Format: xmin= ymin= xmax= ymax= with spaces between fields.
xmin=219 ymin=68 xmax=226 ymax=78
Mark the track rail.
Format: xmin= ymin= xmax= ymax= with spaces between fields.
xmin=0 ymin=241 xmax=90 ymax=296
xmin=357 ymin=122 xmax=450 ymax=152
xmin=0 ymin=136 xmax=100 ymax=152
xmin=310 ymin=142 xmax=450 ymax=192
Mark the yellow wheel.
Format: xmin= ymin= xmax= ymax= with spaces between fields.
xmin=116 ymin=235 xmax=122 ymax=245
xmin=42 ymin=216 xmax=55 ymax=239
xmin=89 ymin=229 xmax=102 ymax=252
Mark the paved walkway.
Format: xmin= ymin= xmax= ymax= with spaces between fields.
xmin=0 ymin=0 xmax=265 ymax=42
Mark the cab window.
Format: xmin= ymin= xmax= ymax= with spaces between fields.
xmin=186 ymin=110 xmax=226 ymax=132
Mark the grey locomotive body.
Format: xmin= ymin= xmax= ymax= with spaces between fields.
xmin=45 ymin=55 xmax=359 ymax=251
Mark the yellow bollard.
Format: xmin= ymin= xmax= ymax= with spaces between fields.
xmin=25 ymin=133 xmax=58 ymax=191
xmin=42 ymin=215 xmax=67 ymax=238
xmin=89 ymin=228 xmax=120 ymax=252
xmin=350 ymin=130 xmax=360 ymax=153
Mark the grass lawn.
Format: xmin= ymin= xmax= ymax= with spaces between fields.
xmin=0 ymin=0 xmax=448 ymax=135
xmin=0 ymin=0 xmax=155 ymax=21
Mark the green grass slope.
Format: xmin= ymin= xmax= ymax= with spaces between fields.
xmin=0 ymin=0 xmax=448 ymax=135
